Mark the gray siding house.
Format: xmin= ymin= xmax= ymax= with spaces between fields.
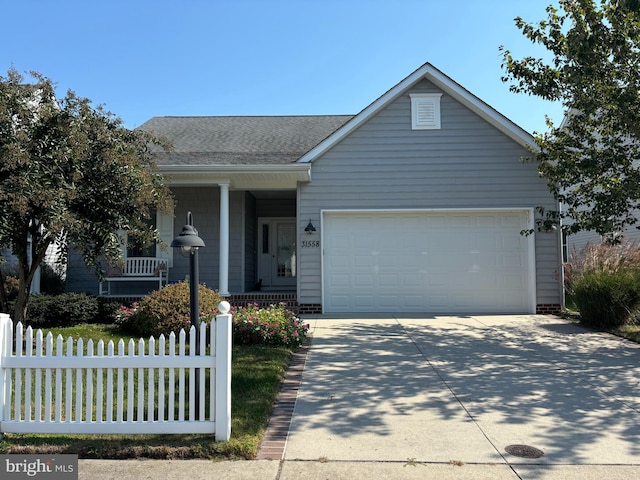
xmin=67 ymin=62 xmax=563 ymax=314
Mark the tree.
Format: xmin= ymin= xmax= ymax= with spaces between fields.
xmin=500 ymin=0 xmax=640 ymax=238
xmin=0 ymin=69 xmax=172 ymax=324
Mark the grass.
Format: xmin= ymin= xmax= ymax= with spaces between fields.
xmin=561 ymin=300 xmax=640 ymax=344
xmin=609 ymin=323 xmax=640 ymax=343
xmin=0 ymin=324 xmax=295 ymax=459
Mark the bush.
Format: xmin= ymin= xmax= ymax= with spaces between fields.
xmin=26 ymin=293 xmax=99 ymax=328
xmin=97 ymin=297 xmax=122 ymax=324
xmin=566 ymin=241 xmax=640 ymax=328
xmin=565 ymin=241 xmax=640 ymax=297
xmin=573 ymin=269 xmax=640 ymax=328
xmin=118 ymin=282 xmax=224 ymax=337
xmin=230 ymin=303 xmax=309 ymax=349
xmin=40 ymin=263 xmax=66 ymax=295
xmin=1 ymin=263 xmax=20 ymax=313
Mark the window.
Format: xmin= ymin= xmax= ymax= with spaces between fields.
xmin=410 ymin=93 xmax=442 ymax=130
xmin=126 ymin=211 xmax=157 ymax=258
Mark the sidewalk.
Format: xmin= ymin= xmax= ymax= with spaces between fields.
xmin=79 ymin=314 xmax=640 ymax=479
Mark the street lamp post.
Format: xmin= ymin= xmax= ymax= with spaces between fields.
xmin=171 ymin=212 xmax=206 ymax=347
xmin=171 ymin=212 xmax=205 ymax=413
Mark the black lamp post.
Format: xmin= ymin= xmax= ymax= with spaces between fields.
xmin=171 ymin=212 xmax=205 ymax=416
xmin=171 ymin=212 xmax=205 ymax=353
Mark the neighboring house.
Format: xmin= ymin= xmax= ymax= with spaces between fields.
xmin=564 ymin=223 xmax=640 ymax=263
xmin=66 ymin=62 xmax=563 ymax=314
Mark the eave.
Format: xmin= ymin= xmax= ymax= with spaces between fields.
xmin=158 ymin=164 xmax=311 ymax=189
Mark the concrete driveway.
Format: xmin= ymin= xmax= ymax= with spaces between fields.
xmin=280 ymin=314 xmax=640 ymax=479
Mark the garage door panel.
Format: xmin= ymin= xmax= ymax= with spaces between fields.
xmin=404 ymin=295 xmax=424 ymax=309
xmin=354 ymin=255 xmax=374 ymax=267
xmin=323 ymin=210 xmax=533 ymax=313
xmin=328 ymin=274 xmax=349 ymax=288
xmin=379 ymin=295 xmax=399 ymax=309
xmin=354 ymin=275 xmax=374 ymax=287
xmin=354 ymin=295 xmax=375 ymax=308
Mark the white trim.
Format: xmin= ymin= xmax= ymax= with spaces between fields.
xmin=219 ymin=182 xmax=230 ymax=296
xmin=320 ymin=208 xmax=537 ymax=314
xmin=321 ymin=207 xmax=536 ymax=214
xmin=298 ymin=63 xmax=536 ymax=163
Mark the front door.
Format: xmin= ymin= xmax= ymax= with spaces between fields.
xmin=258 ymin=218 xmax=296 ymax=290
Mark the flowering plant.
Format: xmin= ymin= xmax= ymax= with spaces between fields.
xmin=231 ymin=302 xmax=309 ymax=348
xmin=114 ymin=302 xmax=139 ymax=330
xmin=114 ymin=298 xmax=309 ymax=349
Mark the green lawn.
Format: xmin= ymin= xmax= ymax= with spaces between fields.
xmin=608 ymin=323 xmax=640 ymax=343
xmin=561 ymin=306 xmax=640 ymax=343
xmin=0 ymin=324 xmax=295 ymax=459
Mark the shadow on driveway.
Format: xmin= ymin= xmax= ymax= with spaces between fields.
xmin=286 ymin=315 xmax=640 ymax=467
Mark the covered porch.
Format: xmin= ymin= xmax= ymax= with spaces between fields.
xmin=162 ymin=164 xmax=309 ymax=302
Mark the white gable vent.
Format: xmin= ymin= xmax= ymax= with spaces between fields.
xmin=410 ymin=93 xmax=442 ymax=130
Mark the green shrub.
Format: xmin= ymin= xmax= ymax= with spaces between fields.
xmin=26 ymin=293 xmax=99 ymax=328
xmin=230 ymin=303 xmax=309 ymax=349
xmin=97 ymin=297 xmax=122 ymax=324
xmin=565 ymin=241 xmax=640 ymax=296
xmin=40 ymin=262 xmax=66 ymax=295
xmin=573 ymin=269 xmax=640 ymax=328
xmin=118 ymin=282 xmax=224 ymax=337
xmin=1 ymin=263 xmax=20 ymax=313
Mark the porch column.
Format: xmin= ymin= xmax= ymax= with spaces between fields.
xmin=218 ymin=182 xmax=230 ymax=296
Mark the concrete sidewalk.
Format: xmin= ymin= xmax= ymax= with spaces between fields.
xmin=79 ymin=314 xmax=640 ymax=479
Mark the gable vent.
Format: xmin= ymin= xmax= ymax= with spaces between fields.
xmin=410 ymin=93 xmax=442 ymax=130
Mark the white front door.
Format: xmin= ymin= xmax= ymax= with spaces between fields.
xmin=258 ymin=218 xmax=297 ymax=289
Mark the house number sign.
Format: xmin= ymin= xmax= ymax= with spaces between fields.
xmin=301 ymin=240 xmax=320 ymax=248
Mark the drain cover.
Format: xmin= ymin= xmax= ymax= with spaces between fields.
xmin=505 ymin=445 xmax=544 ymax=459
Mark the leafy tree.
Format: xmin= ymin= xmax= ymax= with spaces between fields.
xmin=500 ymin=0 xmax=640 ymax=238
xmin=0 ymin=69 xmax=172 ymax=324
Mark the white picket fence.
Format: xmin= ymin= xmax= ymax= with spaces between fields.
xmin=0 ymin=306 xmax=231 ymax=441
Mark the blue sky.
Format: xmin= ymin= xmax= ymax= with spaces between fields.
xmin=1 ymin=0 xmax=563 ymax=134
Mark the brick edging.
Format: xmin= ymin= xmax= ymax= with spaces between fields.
xmin=255 ymin=338 xmax=312 ymax=460
xmin=536 ymin=304 xmax=562 ymax=315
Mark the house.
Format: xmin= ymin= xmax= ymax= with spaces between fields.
xmin=66 ymin=62 xmax=564 ymax=315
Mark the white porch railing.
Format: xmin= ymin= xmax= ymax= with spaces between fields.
xmin=0 ymin=305 xmax=231 ymax=441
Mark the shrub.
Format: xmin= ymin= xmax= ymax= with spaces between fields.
xmin=573 ymin=269 xmax=640 ymax=328
xmin=230 ymin=302 xmax=309 ymax=349
xmin=26 ymin=293 xmax=99 ymax=328
xmin=3 ymin=275 xmax=19 ymax=302
xmin=118 ymin=282 xmax=224 ymax=337
xmin=97 ymin=297 xmax=122 ymax=324
xmin=1 ymin=263 xmax=20 ymax=313
xmin=565 ymin=241 xmax=640 ymax=297
xmin=40 ymin=262 xmax=66 ymax=295
xmin=566 ymin=242 xmax=640 ymax=328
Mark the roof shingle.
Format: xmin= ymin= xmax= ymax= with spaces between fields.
xmin=138 ymin=115 xmax=354 ymax=165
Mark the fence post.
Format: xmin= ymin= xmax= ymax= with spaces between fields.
xmin=215 ymin=301 xmax=232 ymax=442
xmin=0 ymin=313 xmax=11 ymax=435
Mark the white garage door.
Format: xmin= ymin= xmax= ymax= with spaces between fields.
xmin=322 ymin=210 xmax=535 ymax=313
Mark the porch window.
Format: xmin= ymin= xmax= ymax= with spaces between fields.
xmin=126 ymin=211 xmax=157 ymax=258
